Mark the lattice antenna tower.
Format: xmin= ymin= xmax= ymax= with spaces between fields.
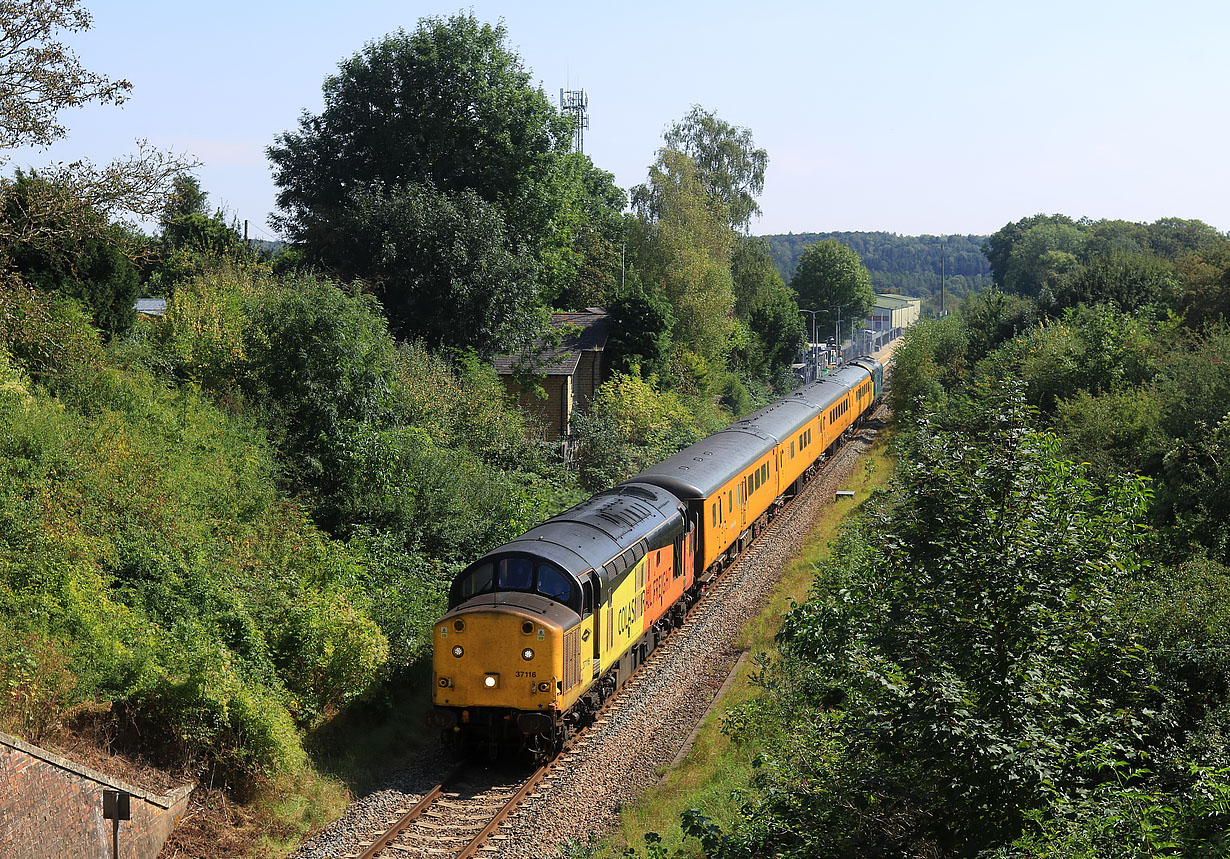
xmin=559 ymin=88 xmax=589 ymax=154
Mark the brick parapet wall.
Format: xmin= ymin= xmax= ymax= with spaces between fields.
xmin=0 ymin=730 xmax=193 ymax=859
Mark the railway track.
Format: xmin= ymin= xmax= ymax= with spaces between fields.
xmin=347 ymin=762 xmax=548 ymax=859
xmin=338 ymin=415 xmax=888 ymax=859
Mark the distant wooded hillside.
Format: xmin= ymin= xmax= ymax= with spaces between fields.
xmin=761 ymin=232 xmax=993 ymax=311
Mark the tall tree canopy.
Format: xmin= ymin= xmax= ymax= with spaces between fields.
xmin=267 ymin=13 xmax=571 ymax=248
xmin=659 ymin=105 xmax=767 ymax=232
xmin=629 ymin=148 xmax=736 ymax=365
xmin=266 ymin=13 xmax=623 ymax=352
xmin=788 ymin=239 xmax=875 ymax=343
xmin=330 ymin=182 xmax=543 ymax=355
xmin=1 ymin=170 xmax=139 ymax=336
xmin=0 ymin=0 xmax=130 ymax=152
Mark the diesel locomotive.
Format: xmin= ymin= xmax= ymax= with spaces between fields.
xmin=427 ymin=357 xmax=884 ymax=758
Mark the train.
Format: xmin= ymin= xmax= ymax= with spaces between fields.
xmin=426 ymin=357 xmax=885 ymax=758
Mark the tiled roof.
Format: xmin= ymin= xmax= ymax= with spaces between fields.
xmin=494 ymin=309 xmax=611 ymax=377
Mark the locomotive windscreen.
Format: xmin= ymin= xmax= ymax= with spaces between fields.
xmin=450 ymin=556 xmax=581 ymax=613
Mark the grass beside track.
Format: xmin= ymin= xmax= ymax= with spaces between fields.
xmin=574 ymin=435 xmax=896 ymax=859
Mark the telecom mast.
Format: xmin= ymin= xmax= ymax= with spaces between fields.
xmin=559 ymin=88 xmax=589 ymax=153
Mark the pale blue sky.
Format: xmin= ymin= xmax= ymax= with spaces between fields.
xmin=12 ymin=0 xmax=1230 ymax=241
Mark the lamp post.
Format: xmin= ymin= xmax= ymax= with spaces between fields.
xmin=798 ymin=309 xmax=820 ymax=381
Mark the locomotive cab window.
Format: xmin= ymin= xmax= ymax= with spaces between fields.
xmin=452 ymin=561 xmax=494 ymax=604
xmin=581 ymin=578 xmax=594 ymax=617
xmin=536 ymin=564 xmax=572 ymax=601
xmin=498 ymin=557 xmax=533 ymax=590
xmin=452 ymin=556 xmax=580 ymax=613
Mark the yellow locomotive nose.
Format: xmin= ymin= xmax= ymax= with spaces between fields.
xmin=431 ymin=607 xmax=562 ymax=711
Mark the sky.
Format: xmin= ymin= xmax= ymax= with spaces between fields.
xmin=11 ymin=0 xmax=1230 ymax=241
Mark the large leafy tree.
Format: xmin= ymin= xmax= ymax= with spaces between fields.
xmin=329 ymin=182 xmax=543 ymax=356
xmin=605 ymin=270 xmax=673 ymax=378
xmin=537 ymin=152 xmax=628 ymax=310
xmin=268 ymin=14 xmax=570 ymax=245
xmin=715 ymin=393 xmax=1161 ymax=856
xmin=788 ymin=239 xmax=875 ymax=342
xmin=730 ymin=236 xmax=805 ymax=382
xmin=659 ymin=105 xmax=767 ymax=232
xmin=0 ymin=0 xmax=129 ymax=151
xmin=266 ymin=14 xmax=615 ymax=351
xmin=629 ymin=148 xmax=736 ymax=366
xmin=983 ymin=214 xmax=1078 ymax=289
xmin=1 ymin=170 xmax=139 ymax=336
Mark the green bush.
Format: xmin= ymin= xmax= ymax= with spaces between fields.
xmin=572 ymin=372 xmax=703 ymax=490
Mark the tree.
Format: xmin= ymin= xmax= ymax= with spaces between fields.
xmin=158 ymin=174 xmax=209 ymax=232
xmin=266 ymin=13 xmax=603 ymax=347
xmin=730 ymin=236 xmax=805 ymax=383
xmin=605 ymin=270 xmax=673 ymax=377
xmin=330 ymin=182 xmax=544 ymax=356
xmin=983 ymin=214 xmax=1078 ymax=288
xmin=628 ymin=148 xmax=736 ymax=366
xmin=659 ymin=105 xmax=767 ymax=232
xmin=267 ymin=13 xmax=569 ymax=256
xmin=158 ymin=177 xmax=242 ymax=256
xmin=1003 ymin=220 xmax=1086 ymax=298
xmin=242 ymin=278 xmax=401 ymax=503
xmin=714 ymin=393 xmax=1160 ymax=856
xmin=571 ymin=373 xmax=701 ymax=490
xmin=539 ymin=153 xmax=627 ymax=310
xmin=788 ymin=239 xmax=875 ymax=341
xmin=1 ymin=170 xmax=139 ymax=336
xmin=0 ymin=0 xmax=190 ymax=255
xmin=0 ymin=0 xmax=130 ymax=152
xmin=1050 ymin=253 xmax=1180 ymax=313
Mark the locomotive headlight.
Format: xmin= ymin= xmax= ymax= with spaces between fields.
xmin=438 ymin=677 xmax=450 ymax=688
xmin=537 ymin=681 xmax=551 ymax=693
xmin=484 ymin=674 xmax=498 ymax=688
xmin=522 ymin=648 xmax=534 ymax=661
xmin=452 ymin=645 xmax=464 ymax=658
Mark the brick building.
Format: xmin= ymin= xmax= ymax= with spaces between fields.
xmin=494 ymin=309 xmax=611 ymax=441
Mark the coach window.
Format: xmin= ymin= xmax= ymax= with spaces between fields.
xmin=728 ymin=490 xmax=732 ymax=512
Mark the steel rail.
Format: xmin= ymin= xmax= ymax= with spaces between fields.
xmin=454 ymin=762 xmax=550 ymax=859
xmin=351 ymin=767 xmax=461 ymax=859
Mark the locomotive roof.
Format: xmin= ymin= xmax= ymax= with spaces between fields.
xmin=447 ymin=590 xmax=582 ymax=631
xmin=468 ymin=482 xmax=686 ymax=591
